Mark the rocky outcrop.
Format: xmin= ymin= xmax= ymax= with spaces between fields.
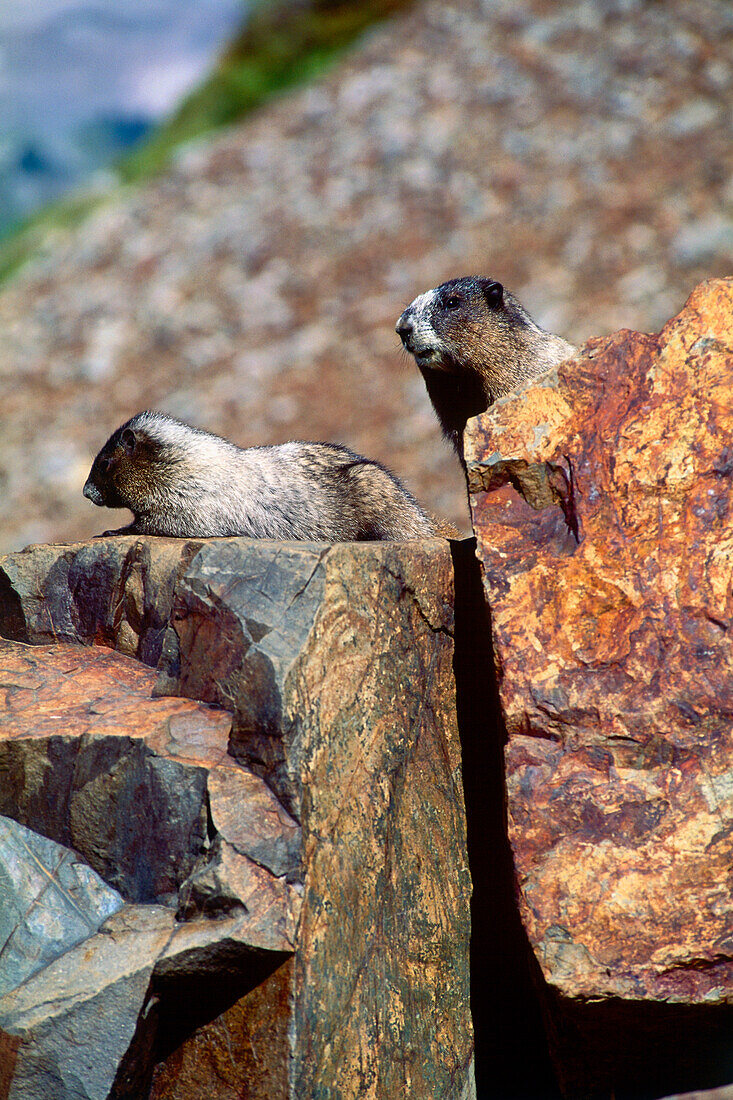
xmin=0 ymin=535 xmax=473 ymax=1099
xmin=6 ymin=277 xmax=733 ymax=1098
xmin=466 ymin=276 xmax=733 ymax=1097
xmin=0 ymin=536 xmax=205 ymax=665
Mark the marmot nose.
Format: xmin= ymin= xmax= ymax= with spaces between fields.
xmin=396 ymin=314 xmax=413 ymax=340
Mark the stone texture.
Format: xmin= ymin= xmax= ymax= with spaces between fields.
xmin=0 ymin=636 xmax=298 ymax=950
xmin=0 ymin=535 xmax=204 ymax=666
xmin=0 ymin=639 xmax=229 ymax=906
xmin=207 ymin=763 xmax=301 ymax=879
xmin=0 ymin=815 xmax=124 ymax=999
xmin=0 ymin=535 xmax=473 ymax=1098
xmin=0 ymin=0 xmax=730 ymax=554
xmin=0 ymin=900 xmax=289 ymax=1100
xmin=0 ymin=904 xmax=176 ymax=1100
xmin=148 ymin=959 xmax=293 ymax=1100
xmin=158 ymin=536 xmax=474 ymax=1098
xmin=466 ymin=277 xmax=733 ymax=1094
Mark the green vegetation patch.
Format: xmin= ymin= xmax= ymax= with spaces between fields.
xmin=120 ymin=0 xmax=415 ymax=183
xmin=0 ymin=0 xmax=414 ymax=285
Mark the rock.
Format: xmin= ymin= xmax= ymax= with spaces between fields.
xmin=0 ymin=536 xmax=204 ymax=666
xmin=0 ymin=904 xmax=176 ymax=1100
xmin=0 ymin=815 xmax=124 ymax=999
xmin=0 ymin=639 xmax=231 ymax=905
xmin=0 ymin=535 xmax=474 ymax=1098
xmin=148 ymin=959 xmax=293 ymax=1100
xmin=0 ymin=897 xmax=291 ymax=1100
xmin=207 ymin=762 xmax=301 ymax=879
xmin=466 ymin=277 xmax=733 ymax=1096
xmin=155 ymin=536 xmax=474 ymax=1098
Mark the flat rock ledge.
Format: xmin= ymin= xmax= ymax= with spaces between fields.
xmin=466 ymin=276 xmax=733 ymax=1098
xmin=0 ymin=536 xmax=473 ymax=1100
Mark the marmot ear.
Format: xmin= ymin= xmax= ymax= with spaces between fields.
xmin=483 ymin=280 xmax=503 ymax=306
xmin=120 ymin=428 xmax=137 ymax=455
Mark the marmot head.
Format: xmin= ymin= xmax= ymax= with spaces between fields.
xmin=395 ymin=276 xmax=542 ymax=381
xmin=83 ymin=412 xmax=183 ymax=514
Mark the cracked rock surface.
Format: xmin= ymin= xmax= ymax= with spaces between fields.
xmin=0 ymin=535 xmax=472 ymax=1099
xmin=466 ymin=277 xmax=733 ymax=1095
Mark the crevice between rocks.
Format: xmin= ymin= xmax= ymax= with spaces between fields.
xmin=547 ymin=995 xmax=733 ymax=1100
xmin=450 ymin=538 xmax=561 ymax=1100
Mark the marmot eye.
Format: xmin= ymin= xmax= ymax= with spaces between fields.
xmin=444 ymin=295 xmax=462 ymax=310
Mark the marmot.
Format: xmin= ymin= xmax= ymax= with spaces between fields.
xmin=396 ymin=277 xmax=576 ymax=459
xmin=83 ymin=411 xmax=442 ymax=542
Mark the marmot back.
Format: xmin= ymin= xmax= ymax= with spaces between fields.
xmin=83 ymin=411 xmax=440 ymax=542
xmin=396 ymin=276 xmax=576 ymax=460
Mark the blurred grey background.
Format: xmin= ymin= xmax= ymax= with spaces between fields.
xmin=0 ymin=0 xmax=244 ymax=232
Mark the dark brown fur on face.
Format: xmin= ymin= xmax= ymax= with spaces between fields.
xmin=83 ymin=411 xmax=444 ymax=542
xmin=396 ymin=276 xmax=576 ymax=460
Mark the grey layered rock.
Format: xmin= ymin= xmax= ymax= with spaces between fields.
xmin=0 ymin=899 xmax=287 ymax=1100
xmin=0 ymin=536 xmax=204 ymax=666
xmin=0 ymin=815 xmax=124 ymax=999
xmin=0 ymin=905 xmax=176 ymax=1100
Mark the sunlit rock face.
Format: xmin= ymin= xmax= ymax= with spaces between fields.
xmin=0 ymin=535 xmax=473 ymax=1100
xmin=466 ymin=277 xmax=733 ymax=1096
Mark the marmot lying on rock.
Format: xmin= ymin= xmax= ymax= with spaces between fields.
xmin=83 ymin=411 xmax=444 ymax=541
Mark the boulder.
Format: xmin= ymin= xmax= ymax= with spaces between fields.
xmin=0 ymin=636 xmax=300 ymax=1097
xmin=0 ymin=536 xmax=204 ymax=667
xmin=0 ymin=896 xmax=289 ymax=1100
xmin=0 ymin=904 xmax=176 ymax=1100
xmin=465 ymin=277 xmax=733 ymax=1096
xmin=0 ymin=536 xmax=474 ymax=1098
xmin=156 ymin=537 xmax=474 ymax=1099
xmin=0 ymin=638 xmax=241 ymax=909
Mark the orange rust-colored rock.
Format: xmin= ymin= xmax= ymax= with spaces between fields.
xmin=466 ymin=278 xmax=733 ymax=1094
xmin=149 ymin=959 xmax=293 ymax=1100
xmin=0 ymin=639 xmax=230 ymax=906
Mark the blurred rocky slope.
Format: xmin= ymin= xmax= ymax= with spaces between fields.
xmin=0 ymin=0 xmax=731 ymax=552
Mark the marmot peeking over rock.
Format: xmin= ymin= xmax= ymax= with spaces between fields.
xmin=396 ymin=277 xmax=576 ymax=459
xmin=83 ymin=411 xmax=441 ymax=541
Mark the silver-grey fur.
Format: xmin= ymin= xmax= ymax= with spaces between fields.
xmin=396 ymin=276 xmax=576 ymax=459
xmin=83 ymin=411 xmax=439 ymax=541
